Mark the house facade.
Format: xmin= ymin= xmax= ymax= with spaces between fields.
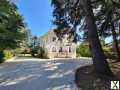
xmin=40 ymin=30 xmax=76 ymax=58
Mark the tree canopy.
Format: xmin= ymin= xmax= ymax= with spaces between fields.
xmin=0 ymin=0 xmax=26 ymax=50
xmin=52 ymin=0 xmax=116 ymax=76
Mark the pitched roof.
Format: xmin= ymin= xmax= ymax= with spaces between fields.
xmin=40 ymin=29 xmax=57 ymax=42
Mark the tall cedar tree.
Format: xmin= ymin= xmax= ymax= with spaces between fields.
xmin=52 ymin=0 xmax=114 ymax=76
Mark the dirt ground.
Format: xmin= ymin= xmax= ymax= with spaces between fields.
xmin=75 ymin=60 xmax=120 ymax=90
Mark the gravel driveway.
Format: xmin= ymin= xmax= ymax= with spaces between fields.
xmin=0 ymin=57 xmax=92 ymax=90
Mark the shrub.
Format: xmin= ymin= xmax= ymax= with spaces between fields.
xmin=20 ymin=48 xmax=31 ymax=55
xmin=76 ymin=42 xmax=92 ymax=57
xmin=14 ymin=48 xmax=23 ymax=55
xmin=30 ymin=47 xmax=39 ymax=57
xmin=37 ymin=47 xmax=48 ymax=59
xmin=0 ymin=50 xmax=14 ymax=63
xmin=102 ymin=45 xmax=117 ymax=59
xmin=3 ymin=50 xmax=14 ymax=60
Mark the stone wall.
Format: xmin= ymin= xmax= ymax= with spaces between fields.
xmin=40 ymin=30 xmax=76 ymax=58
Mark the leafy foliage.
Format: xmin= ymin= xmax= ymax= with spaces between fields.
xmin=76 ymin=42 xmax=91 ymax=57
xmin=103 ymin=44 xmax=117 ymax=59
xmin=52 ymin=0 xmax=114 ymax=76
xmin=0 ymin=0 xmax=26 ymax=63
xmin=37 ymin=47 xmax=48 ymax=59
xmin=52 ymin=0 xmax=120 ymax=41
xmin=3 ymin=50 xmax=14 ymax=60
xmin=30 ymin=46 xmax=48 ymax=59
xmin=31 ymin=46 xmax=38 ymax=57
xmin=0 ymin=50 xmax=14 ymax=63
xmin=0 ymin=0 xmax=26 ymax=50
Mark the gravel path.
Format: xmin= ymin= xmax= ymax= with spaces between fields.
xmin=0 ymin=57 xmax=92 ymax=90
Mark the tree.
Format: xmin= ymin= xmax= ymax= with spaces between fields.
xmin=76 ymin=42 xmax=91 ymax=57
xmin=31 ymin=36 xmax=39 ymax=48
xmin=52 ymin=0 xmax=113 ymax=76
xmin=24 ymin=29 xmax=33 ymax=47
xmin=30 ymin=36 xmax=39 ymax=56
xmin=96 ymin=0 xmax=120 ymax=60
xmin=111 ymin=23 xmax=120 ymax=59
xmin=0 ymin=0 xmax=26 ymax=50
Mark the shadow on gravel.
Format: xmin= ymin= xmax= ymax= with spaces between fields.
xmin=0 ymin=57 xmax=85 ymax=90
xmin=75 ymin=61 xmax=120 ymax=90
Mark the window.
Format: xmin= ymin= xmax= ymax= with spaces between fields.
xmin=69 ymin=47 xmax=71 ymax=52
xmin=59 ymin=47 xmax=63 ymax=52
xmin=52 ymin=47 xmax=56 ymax=52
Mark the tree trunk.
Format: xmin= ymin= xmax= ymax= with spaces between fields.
xmin=112 ymin=24 xmax=120 ymax=60
xmin=83 ymin=0 xmax=113 ymax=76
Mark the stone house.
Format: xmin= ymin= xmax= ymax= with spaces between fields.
xmin=39 ymin=30 xmax=76 ymax=58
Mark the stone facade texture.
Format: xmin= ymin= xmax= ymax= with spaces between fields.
xmin=40 ymin=30 xmax=76 ymax=58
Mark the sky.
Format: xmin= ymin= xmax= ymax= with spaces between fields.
xmin=16 ymin=0 xmax=53 ymax=36
xmin=16 ymin=0 xmax=112 ymax=43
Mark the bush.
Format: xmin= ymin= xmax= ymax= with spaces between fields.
xmin=102 ymin=45 xmax=117 ymax=59
xmin=21 ymin=50 xmax=29 ymax=55
xmin=14 ymin=48 xmax=23 ymax=55
xmin=31 ymin=47 xmax=38 ymax=57
xmin=37 ymin=47 xmax=48 ymax=59
xmin=0 ymin=50 xmax=14 ymax=63
xmin=76 ymin=42 xmax=92 ymax=57
xmin=3 ymin=50 xmax=14 ymax=60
